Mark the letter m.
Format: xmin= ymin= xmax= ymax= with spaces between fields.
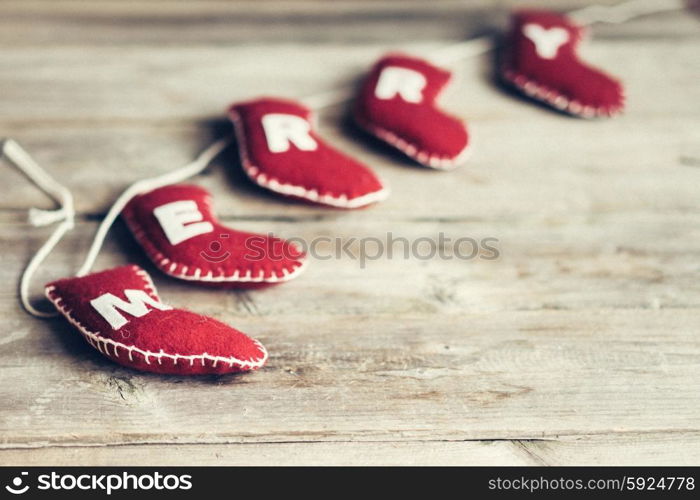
xmin=90 ymin=290 xmax=172 ymax=330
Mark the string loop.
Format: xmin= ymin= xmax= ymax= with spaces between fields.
xmin=2 ymin=137 xmax=230 ymax=317
xmin=1 ymin=139 xmax=75 ymax=317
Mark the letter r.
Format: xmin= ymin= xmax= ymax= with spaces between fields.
xmin=374 ymin=66 xmax=427 ymax=103
xmin=261 ymin=113 xmax=318 ymax=153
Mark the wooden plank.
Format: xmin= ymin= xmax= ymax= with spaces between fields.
xmin=517 ymin=433 xmax=700 ymax=466
xmin=2 ymin=433 xmax=699 ymax=465
xmin=0 ymin=441 xmax=529 ymax=466
xmin=1 ymin=1 xmax=695 ymax=48
xmin=1 ymin=301 xmax=698 ymax=446
xmin=4 ymin=207 xmax=700 ymax=317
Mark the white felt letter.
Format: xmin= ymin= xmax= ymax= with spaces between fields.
xmin=91 ymin=289 xmax=172 ymax=330
xmin=374 ymin=66 xmax=427 ymax=103
xmin=153 ymin=200 xmax=213 ymax=246
xmin=261 ymin=113 xmax=318 ymax=153
xmin=523 ymin=24 xmax=569 ymax=60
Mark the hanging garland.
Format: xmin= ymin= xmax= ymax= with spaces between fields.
xmin=1 ymin=1 xmax=685 ymax=376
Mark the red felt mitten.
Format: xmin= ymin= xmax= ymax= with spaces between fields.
xmin=500 ymin=10 xmax=625 ymax=118
xmin=354 ymin=54 xmax=470 ymax=170
xmin=45 ymin=265 xmax=268 ymax=375
xmin=123 ymin=184 xmax=306 ymax=285
xmin=229 ymin=97 xmax=388 ymax=209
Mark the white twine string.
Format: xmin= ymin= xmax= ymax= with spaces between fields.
xmin=570 ymin=0 xmax=685 ymax=25
xmin=75 ymin=137 xmax=231 ymax=278
xmin=1 ymin=139 xmax=75 ymax=317
xmin=11 ymin=0 xmax=685 ymax=317
xmin=2 ymin=137 xmax=229 ymax=317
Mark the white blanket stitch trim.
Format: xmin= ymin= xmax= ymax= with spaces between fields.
xmin=44 ymin=266 xmax=268 ymax=370
xmin=354 ymin=114 xmax=471 ymax=171
xmin=501 ymin=67 xmax=624 ymax=118
xmin=230 ymin=110 xmax=389 ymax=209
xmin=123 ymin=208 xmax=307 ymax=283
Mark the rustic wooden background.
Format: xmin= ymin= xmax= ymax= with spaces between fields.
xmin=1 ymin=0 xmax=698 ymax=465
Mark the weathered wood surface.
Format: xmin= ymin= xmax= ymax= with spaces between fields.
xmin=0 ymin=1 xmax=699 ymax=465
xmin=4 ymin=434 xmax=700 ymax=466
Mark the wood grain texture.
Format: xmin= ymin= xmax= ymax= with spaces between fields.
xmin=3 ymin=0 xmax=696 ymax=48
xmin=3 ymin=434 xmax=700 ymax=465
xmin=0 ymin=1 xmax=699 ymax=465
xmin=1 ymin=307 xmax=698 ymax=446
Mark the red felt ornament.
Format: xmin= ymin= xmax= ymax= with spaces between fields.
xmin=123 ymin=184 xmax=307 ymax=286
xmin=500 ymin=10 xmax=625 ymax=118
xmin=354 ymin=53 xmax=470 ymax=170
xmin=229 ymin=97 xmax=388 ymax=209
xmin=46 ymin=265 xmax=268 ymax=375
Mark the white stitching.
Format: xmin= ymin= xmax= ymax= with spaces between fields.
xmin=230 ymin=110 xmax=390 ymax=209
xmin=501 ymin=67 xmax=624 ymax=118
xmin=44 ymin=280 xmax=268 ymax=371
xmin=354 ymin=114 xmax=472 ymax=170
xmin=123 ymin=210 xmax=308 ymax=284
xmin=133 ymin=266 xmax=159 ymax=299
